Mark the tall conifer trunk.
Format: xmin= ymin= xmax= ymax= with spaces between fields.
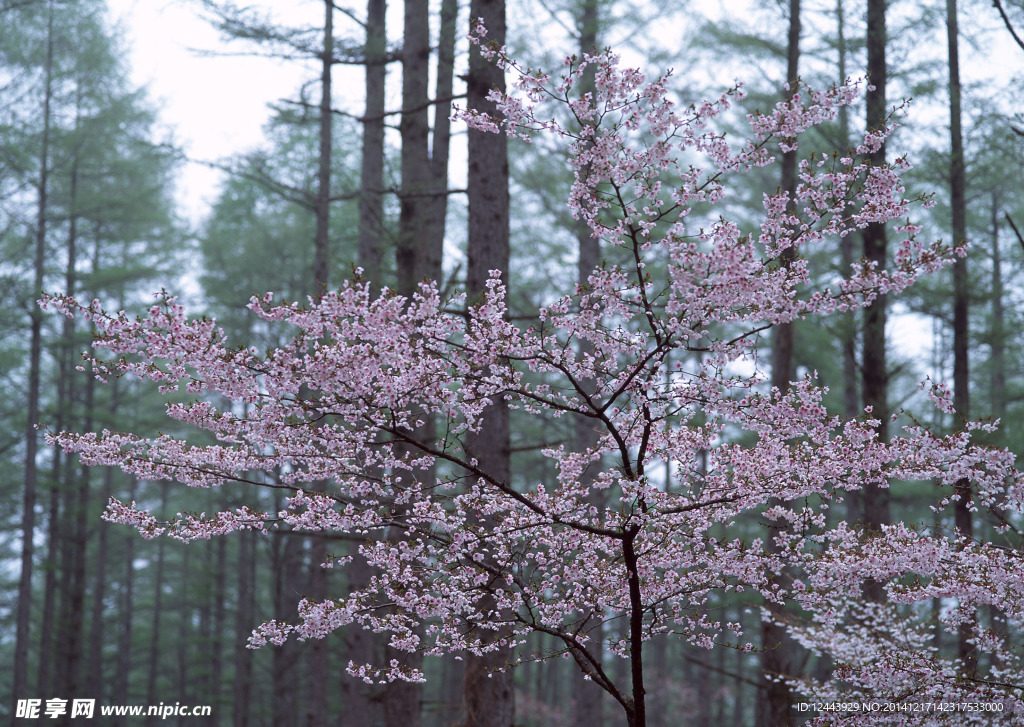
xmin=760 ymin=3 xmax=799 ymax=724
xmin=313 ymin=0 xmax=333 ymax=290
xmin=946 ymin=0 xmax=973 ymax=671
xmin=464 ymin=0 xmax=514 ymax=723
xmin=358 ymin=0 xmax=387 ymax=286
xmin=305 ymin=6 xmax=335 ymax=719
xmin=346 ymin=2 xmax=389 ymax=721
xmin=571 ymin=0 xmax=604 ymax=724
xmin=13 ymin=5 xmax=55 ymax=713
xmin=862 ymin=0 xmax=889 ymax=604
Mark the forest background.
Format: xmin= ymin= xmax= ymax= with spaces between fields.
xmin=3 ymin=0 xmax=1024 ymax=725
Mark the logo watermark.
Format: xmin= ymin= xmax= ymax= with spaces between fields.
xmin=16 ymin=699 xmax=212 ymax=720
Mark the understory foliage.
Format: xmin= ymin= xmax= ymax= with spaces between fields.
xmin=45 ymin=27 xmax=1024 ymax=726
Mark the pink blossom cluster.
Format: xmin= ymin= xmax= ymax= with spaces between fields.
xmin=45 ymin=37 xmax=1024 ymax=719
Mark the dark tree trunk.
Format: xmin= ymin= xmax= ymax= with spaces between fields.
xmin=58 ymin=167 xmax=92 ymax=708
xmin=358 ymin=0 xmax=387 ymax=286
xmin=862 ymin=0 xmax=889 ymax=604
xmin=989 ymin=193 xmax=1005 ymax=425
xmin=835 ymin=0 xmax=861 ymax=526
xmin=571 ymin=1 xmax=605 ymax=725
xmin=233 ymin=531 xmax=255 ymax=727
xmin=426 ymin=0 xmax=458 ymax=279
xmin=306 ymin=536 xmax=329 ymax=726
xmin=988 ymin=193 xmax=1008 ymax=667
xmin=463 ymin=0 xmax=514 ymax=722
xmin=177 ymin=546 xmax=193 ymax=710
xmin=351 ymin=0 xmax=389 ymax=689
xmin=87 ymin=465 xmax=116 ymax=698
xmin=342 ymin=550 xmax=381 ymax=727
xmin=313 ymin=0 xmax=333 ymax=290
xmin=272 ymin=527 xmax=303 ymax=725
xmin=211 ymin=527 xmax=228 ymax=713
xmin=87 ymin=298 xmax=119 ymax=699
xmin=946 ymin=0 xmax=973 ymax=671
xmin=13 ymin=5 xmax=54 ymax=713
xmin=760 ymin=3 xmax=799 ymax=724
xmin=58 ymin=369 xmax=94 ymax=707
xmin=396 ymin=0 xmax=432 ymax=297
xmin=114 ymin=478 xmax=138 ymax=727
xmin=308 ymin=6 xmax=335 ymax=711
xmin=145 ymin=484 xmax=170 ymax=727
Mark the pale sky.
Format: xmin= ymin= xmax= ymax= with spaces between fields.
xmin=106 ymin=0 xmax=323 ymax=224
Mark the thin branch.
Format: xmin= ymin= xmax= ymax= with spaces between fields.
xmin=281 ymin=93 xmax=466 ymax=124
xmin=1006 ymin=211 xmax=1024 ymax=255
xmin=374 ymin=421 xmax=625 ymax=539
xmin=993 ymin=0 xmax=1024 ymax=53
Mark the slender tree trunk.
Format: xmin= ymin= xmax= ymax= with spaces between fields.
xmin=348 ymin=1 xmax=390 ymax=712
xmin=57 ymin=160 xmax=92 ymax=713
xmin=313 ymin=0 xmax=333 ymax=290
xmin=197 ymin=541 xmax=213 ymax=707
xmin=989 ymin=193 xmax=1005 ymax=425
xmin=37 ymin=448 xmax=62 ymax=698
xmin=233 ymin=531 xmax=255 ymax=727
xmin=87 ymin=267 xmax=118 ymax=698
xmin=306 ymin=6 xmax=335 ymax=714
xmin=623 ymin=533 xmax=647 ymax=727
xmin=12 ymin=5 xmax=55 ymax=713
xmin=358 ymin=0 xmax=387 ymax=285
xmin=427 ymin=0 xmax=458 ymax=277
xmin=38 ymin=267 xmax=73 ymax=700
xmin=305 ymin=535 xmax=329 ymax=725
xmin=59 ymin=368 xmax=94 ymax=707
xmin=988 ymin=193 xmax=1008 ymax=667
xmin=862 ymin=0 xmax=889 ymax=604
xmin=571 ymin=2 xmax=604 ymax=725
xmin=272 ymin=528 xmax=303 ymax=725
xmin=835 ymin=0 xmax=861 ymax=526
xmin=87 ymin=464 xmax=115 ymax=697
xmin=177 ymin=546 xmax=193 ymax=709
xmin=397 ymin=0 xmax=432 ymax=296
xmin=211 ymin=525 xmax=228 ymax=713
xmin=946 ymin=0 xmax=973 ymax=672
xmin=463 ymin=0 xmax=514 ymax=722
xmin=114 ymin=477 xmax=137 ymax=727
xmin=761 ymin=3 xmax=799 ymax=724
xmin=342 ymin=549 xmax=381 ymax=727
xmin=145 ymin=483 xmax=170 ymax=727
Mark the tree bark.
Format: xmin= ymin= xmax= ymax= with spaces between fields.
xmin=313 ymin=0 xmax=333 ymax=290
xmin=114 ymin=477 xmax=138 ymax=727
xmin=397 ymin=0 xmax=433 ymax=297
xmin=12 ymin=4 xmax=54 ymax=713
xmin=211 ymin=526 xmax=228 ymax=714
xmin=463 ymin=0 xmax=514 ymax=722
xmin=358 ymin=0 xmax=387 ymax=286
xmin=989 ymin=193 xmax=1005 ymax=426
xmin=946 ymin=0 xmax=973 ymax=672
xmin=308 ymin=7 xmax=335 ymax=713
xmin=272 ymin=519 xmax=303 ymax=726
xmin=571 ymin=1 xmax=605 ymax=724
xmin=145 ymin=483 xmax=169 ymax=727
xmin=347 ymin=1 xmax=391 ymax=714
xmin=233 ymin=531 xmax=255 ymax=727
xmin=862 ymin=0 xmax=889 ymax=604
xmin=761 ymin=2 xmax=799 ymax=724
xmin=426 ymin=0 xmax=458 ymax=280
xmin=835 ymin=0 xmax=861 ymax=526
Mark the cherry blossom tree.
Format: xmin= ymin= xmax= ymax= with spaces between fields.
xmin=45 ymin=29 xmax=1024 ymax=727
